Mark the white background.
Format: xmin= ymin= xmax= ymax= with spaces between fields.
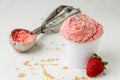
xmin=0 ymin=0 xmax=120 ymax=80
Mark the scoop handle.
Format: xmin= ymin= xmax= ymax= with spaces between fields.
xmin=31 ymin=5 xmax=67 ymax=35
xmin=31 ymin=5 xmax=81 ymax=35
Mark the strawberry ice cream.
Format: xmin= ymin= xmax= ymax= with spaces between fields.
xmin=11 ymin=29 xmax=36 ymax=43
xmin=60 ymin=14 xmax=104 ymax=43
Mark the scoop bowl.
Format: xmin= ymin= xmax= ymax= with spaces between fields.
xmin=9 ymin=28 xmax=36 ymax=52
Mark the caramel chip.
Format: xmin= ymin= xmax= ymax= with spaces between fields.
xmin=61 ymin=44 xmax=65 ymax=46
xmin=24 ymin=60 xmax=29 ymax=66
xmin=34 ymin=63 xmax=39 ymax=66
xmin=56 ymin=48 xmax=60 ymax=51
xmin=16 ymin=67 xmax=19 ymax=70
xmin=74 ymin=76 xmax=80 ymax=80
xmin=43 ymin=69 xmax=54 ymax=79
xmin=17 ymin=73 xmax=26 ymax=78
xmin=81 ymin=76 xmax=87 ymax=80
xmin=62 ymin=66 xmax=69 ymax=69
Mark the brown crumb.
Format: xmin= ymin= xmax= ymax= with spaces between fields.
xmin=16 ymin=67 xmax=19 ymax=70
xmin=34 ymin=63 xmax=39 ymax=66
xmin=51 ymin=58 xmax=55 ymax=62
xmin=81 ymin=76 xmax=87 ymax=80
xmin=40 ymin=59 xmax=45 ymax=62
xmin=24 ymin=60 xmax=29 ymax=66
xmin=50 ymin=64 xmax=59 ymax=66
xmin=28 ymin=64 xmax=32 ymax=66
xmin=17 ymin=73 xmax=26 ymax=78
xmin=62 ymin=66 xmax=69 ymax=69
xmin=56 ymin=48 xmax=60 ymax=51
xmin=74 ymin=76 xmax=80 ymax=80
xmin=30 ymin=67 xmax=33 ymax=69
xmin=47 ymin=58 xmax=51 ymax=63
xmin=43 ymin=69 xmax=54 ymax=79
xmin=40 ymin=64 xmax=45 ymax=68
xmin=31 ymin=58 xmax=34 ymax=60
xmin=61 ymin=44 xmax=65 ymax=46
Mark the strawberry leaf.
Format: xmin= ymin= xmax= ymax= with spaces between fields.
xmin=93 ymin=53 xmax=102 ymax=60
xmin=103 ymin=61 xmax=108 ymax=65
xmin=98 ymin=57 xmax=102 ymax=60
xmin=103 ymin=61 xmax=108 ymax=70
xmin=93 ymin=53 xmax=98 ymax=58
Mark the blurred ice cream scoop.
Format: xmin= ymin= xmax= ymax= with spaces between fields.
xmin=60 ymin=14 xmax=104 ymax=43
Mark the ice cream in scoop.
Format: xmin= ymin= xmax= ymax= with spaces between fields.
xmin=60 ymin=14 xmax=104 ymax=43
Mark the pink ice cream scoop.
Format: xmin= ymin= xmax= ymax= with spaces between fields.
xmin=11 ymin=29 xmax=36 ymax=43
xmin=60 ymin=13 xmax=104 ymax=43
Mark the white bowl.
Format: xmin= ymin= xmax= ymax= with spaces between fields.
xmin=65 ymin=38 xmax=101 ymax=69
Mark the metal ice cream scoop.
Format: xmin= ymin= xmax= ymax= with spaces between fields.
xmin=9 ymin=5 xmax=81 ymax=52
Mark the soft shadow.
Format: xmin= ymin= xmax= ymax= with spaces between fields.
xmin=26 ymin=43 xmax=41 ymax=54
xmin=25 ymin=32 xmax=56 ymax=54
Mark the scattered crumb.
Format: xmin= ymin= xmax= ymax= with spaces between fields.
xmin=51 ymin=58 xmax=55 ymax=62
xmin=40 ymin=59 xmax=45 ymax=62
xmin=62 ymin=66 xmax=69 ymax=69
xmin=81 ymin=76 xmax=87 ymax=80
xmin=43 ymin=69 xmax=54 ymax=79
xmin=56 ymin=48 xmax=60 ymax=51
xmin=17 ymin=73 xmax=26 ymax=78
xmin=40 ymin=64 xmax=45 ymax=68
xmin=16 ymin=67 xmax=19 ymax=70
xmin=31 ymin=58 xmax=34 ymax=60
xmin=40 ymin=58 xmax=58 ymax=63
xmin=34 ymin=63 xmax=39 ymax=66
xmin=50 ymin=64 xmax=59 ymax=66
xmin=30 ymin=67 xmax=34 ymax=69
xmin=61 ymin=44 xmax=65 ymax=46
xmin=24 ymin=60 xmax=29 ymax=66
xmin=47 ymin=58 xmax=52 ymax=63
xmin=74 ymin=76 xmax=80 ymax=80
xmin=28 ymin=64 xmax=32 ymax=66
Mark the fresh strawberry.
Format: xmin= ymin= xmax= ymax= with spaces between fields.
xmin=86 ymin=53 xmax=108 ymax=77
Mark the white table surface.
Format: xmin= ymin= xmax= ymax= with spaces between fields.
xmin=0 ymin=0 xmax=120 ymax=80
